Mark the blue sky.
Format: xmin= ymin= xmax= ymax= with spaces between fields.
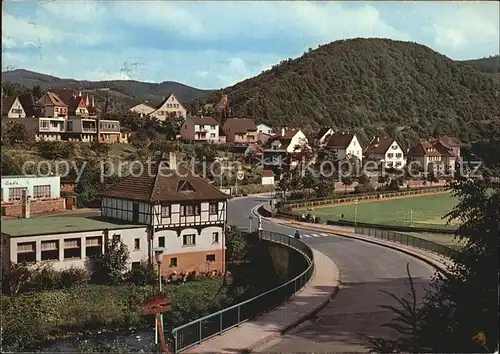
xmin=2 ymin=1 xmax=499 ymax=89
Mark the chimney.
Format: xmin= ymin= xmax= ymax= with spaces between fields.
xmin=169 ymin=152 xmax=177 ymax=171
xmin=91 ymin=95 xmax=95 ymax=107
xmin=281 ymin=127 xmax=285 ymax=136
xmin=22 ymin=193 xmax=31 ymax=219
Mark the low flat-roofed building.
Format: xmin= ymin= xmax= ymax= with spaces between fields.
xmin=1 ymin=216 xmax=148 ymax=273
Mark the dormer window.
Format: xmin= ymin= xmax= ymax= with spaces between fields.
xmin=177 ymin=180 xmax=195 ymax=192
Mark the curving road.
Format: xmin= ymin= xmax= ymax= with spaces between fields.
xmin=228 ymin=196 xmax=436 ymax=353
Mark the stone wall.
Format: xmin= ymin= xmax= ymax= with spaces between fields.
xmin=1 ymin=198 xmax=66 ymax=217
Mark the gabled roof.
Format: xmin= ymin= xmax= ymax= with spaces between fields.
xmin=245 ymin=143 xmax=264 ymax=155
xmin=224 ymin=118 xmax=257 ymax=133
xmin=408 ymin=140 xmax=456 ymax=157
xmin=315 ymin=127 xmax=333 ymax=141
xmin=439 ymin=135 xmax=461 ymax=148
xmin=67 ymin=96 xmax=86 ymax=113
xmin=100 ymin=156 xmax=229 ymax=203
xmin=262 ymin=170 xmax=274 ymax=177
xmin=18 ymin=94 xmax=36 ymax=117
xmin=2 ymin=96 xmax=16 ymax=115
xmin=153 ymin=93 xmax=184 ymax=111
xmin=190 ymin=116 xmax=219 ymax=126
xmin=53 ymin=88 xmax=76 ymax=105
xmin=38 ymin=92 xmax=68 ymax=107
xmin=325 ymin=132 xmax=355 ymax=148
xmin=130 ymin=102 xmax=155 ymax=110
xmin=364 ymin=136 xmax=397 ymax=155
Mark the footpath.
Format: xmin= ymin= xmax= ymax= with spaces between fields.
xmin=183 ymin=249 xmax=340 ymax=353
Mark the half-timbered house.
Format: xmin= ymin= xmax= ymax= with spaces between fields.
xmin=100 ymin=152 xmax=229 ymax=277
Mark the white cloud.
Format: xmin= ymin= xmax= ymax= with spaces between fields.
xmin=39 ymin=0 xmax=105 ymax=23
xmin=1 ymin=12 xmax=64 ymax=48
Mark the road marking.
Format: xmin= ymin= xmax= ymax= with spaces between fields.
xmin=320 ymin=233 xmax=330 ymax=237
xmin=302 ymin=234 xmax=312 ymax=238
xmin=310 ymin=233 xmax=322 ymax=237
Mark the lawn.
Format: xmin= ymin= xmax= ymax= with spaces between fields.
xmin=404 ymin=232 xmax=465 ymax=250
xmin=309 ymin=193 xmax=459 ymax=229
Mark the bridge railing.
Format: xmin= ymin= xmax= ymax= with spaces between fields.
xmin=170 ymin=230 xmax=314 ymax=353
xmin=355 ymin=226 xmax=459 ymax=259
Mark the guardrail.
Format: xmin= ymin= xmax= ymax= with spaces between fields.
xmin=170 ymin=230 xmax=315 ymax=353
xmin=355 ymin=226 xmax=458 ymax=259
xmin=280 ymin=186 xmax=449 ymax=210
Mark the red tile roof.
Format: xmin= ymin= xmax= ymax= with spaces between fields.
xmin=2 ymin=96 xmax=16 ymax=115
xmin=38 ymin=92 xmax=68 ymax=107
xmin=224 ymin=118 xmax=257 ymax=133
xmin=365 ymin=136 xmax=397 ymax=155
xmin=190 ymin=116 xmax=219 ymax=126
xmin=100 ymin=157 xmax=229 ymax=203
xmin=325 ymin=132 xmax=355 ymax=148
xmin=262 ymin=170 xmax=274 ymax=177
xmin=408 ymin=140 xmax=456 ymax=157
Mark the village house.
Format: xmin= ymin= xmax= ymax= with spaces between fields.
xmin=262 ymin=128 xmax=309 ymax=175
xmin=244 ymin=143 xmax=264 ymax=162
xmin=2 ymin=96 xmax=26 ymax=118
xmin=325 ymin=131 xmax=363 ymax=162
xmin=364 ymin=136 xmax=406 ymax=168
xmin=313 ymin=127 xmax=334 ymax=148
xmin=257 ymin=123 xmax=274 ymax=135
xmin=149 ymin=93 xmax=187 ymax=120
xmin=1 ymin=153 xmax=229 ymax=279
xmin=38 ymin=92 xmax=68 ymax=119
xmin=223 ymin=118 xmax=258 ymax=144
xmin=129 ymin=102 xmax=156 ymax=118
xmin=181 ymin=116 xmax=220 ymax=143
xmin=261 ymin=170 xmax=275 ymax=186
xmin=438 ymin=135 xmax=461 ymax=159
xmin=407 ymin=139 xmax=457 ymax=172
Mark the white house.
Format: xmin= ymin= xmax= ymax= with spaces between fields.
xmin=2 ymin=96 xmax=26 ymax=118
xmin=263 ymin=128 xmax=310 ymax=172
xmin=257 ymin=124 xmax=274 ymax=135
xmin=129 ymin=103 xmax=155 ymax=118
xmin=1 ymin=175 xmax=60 ymax=203
xmin=1 ymin=153 xmax=230 ymax=279
xmin=149 ymin=93 xmax=187 ymax=121
xmin=181 ymin=116 xmax=220 ymax=143
xmin=364 ymin=136 xmax=406 ymax=168
xmin=313 ymin=127 xmax=334 ymax=147
xmin=325 ymin=131 xmax=363 ymax=162
xmin=261 ymin=170 xmax=275 ymax=186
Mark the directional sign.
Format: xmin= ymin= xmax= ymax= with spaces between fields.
xmin=237 ymin=171 xmax=244 ymax=180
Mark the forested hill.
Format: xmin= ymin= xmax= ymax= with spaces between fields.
xmin=460 ymin=55 xmax=500 ymax=74
xmin=191 ymin=38 xmax=499 ymax=146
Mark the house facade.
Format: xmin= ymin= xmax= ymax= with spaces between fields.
xmin=1 ymin=175 xmax=60 ymax=203
xmin=263 ymin=128 xmax=309 ymax=173
xmin=149 ymin=93 xmax=187 ymax=120
xmin=325 ymin=132 xmax=363 ymax=162
xmin=2 ymin=96 xmax=26 ymax=118
xmin=365 ymin=136 xmax=406 ymax=168
xmin=181 ymin=116 xmax=220 ymax=143
xmin=223 ymin=118 xmax=257 ymax=144
xmin=38 ymin=92 xmax=68 ymax=118
xmin=407 ymin=140 xmax=457 ymax=172
xmin=257 ymin=124 xmax=274 ymax=135
xmin=129 ymin=103 xmax=156 ymax=118
xmin=261 ymin=170 xmax=275 ymax=186
xmin=100 ymin=153 xmax=229 ymax=277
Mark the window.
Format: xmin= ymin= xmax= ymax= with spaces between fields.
xmin=86 ymin=236 xmax=102 ymax=258
xmin=169 ymin=257 xmax=178 ymax=267
xmin=112 ymin=234 xmax=121 ymax=242
xmin=41 ymin=240 xmax=59 ymax=261
xmin=134 ymin=238 xmax=140 ymax=250
xmin=132 ymin=262 xmax=141 ymax=269
xmin=183 ymin=234 xmax=196 ymax=246
xmin=209 ymin=202 xmax=218 ymax=215
xmin=17 ymin=242 xmax=36 ymax=263
xmin=181 ymin=204 xmax=200 ymax=216
xmin=33 ymin=185 xmax=51 ymax=198
xmin=210 ymin=125 xmax=216 ymax=129
xmin=158 ymin=236 xmax=165 ymax=248
xmin=8 ymin=187 xmax=26 ymax=201
xmin=212 ymin=232 xmax=219 ymax=243
xmin=63 ymin=238 xmax=81 ymax=259
xmin=396 ymin=153 xmax=402 ymax=158
xmin=387 ymin=153 xmax=394 ymax=158
xmin=206 ymin=254 xmax=216 ymax=263
xmin=161 ymin=204 xmax=170 ymax=218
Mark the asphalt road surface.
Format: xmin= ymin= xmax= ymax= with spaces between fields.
xmin=228 ymin=196 xmax=436 ymax=353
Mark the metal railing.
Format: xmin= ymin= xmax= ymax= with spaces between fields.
xmin=355 ymin=226 xmax=458 ymax=259
xmin=170 ymin=230 xmax=314 ymax=353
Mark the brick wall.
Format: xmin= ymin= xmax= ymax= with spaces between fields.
xmin=2 ymin=198 xmax=66 ymax=217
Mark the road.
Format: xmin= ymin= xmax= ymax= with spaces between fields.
xmin=228 ymin=196 xmax=435 ymax=353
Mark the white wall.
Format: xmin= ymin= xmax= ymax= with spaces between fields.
xmin=1 ymin=176 xmax=60 ymax=202
xmin=129 ymin=103 xmax=155 ymax=117
xmin=262 ymin=176 xmax=274 ymax=185
xmin=195 ymin=124 xmax=219 ymax=142
xmin=8 ymin=226 xmax=149 ymax=270
xmin=152 ymin=226 xmax=224 ymax=255
xmin=286 ymin=130 xmax=309 ymax=153
xmin=257 ymin=124 xmax=273 ymax=135
xmin=384 ymin=141 xmax=406 ymax=168
xmin=345 ymin=135 xmax=363 ymax=162
xmin=6 ymin=97 xmax=26 ymax=118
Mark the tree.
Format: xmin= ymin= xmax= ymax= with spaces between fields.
xmin=341 ymin=175 xmax=353 ymax=193
xmin=90 ymin=238 xmax=130 ymax=285
xmin=358 ymin=173 xmax=370 ymax=185
xmin=32 ymin=85 xmax=43 ymax=100
xmin=3 ymin=122 xmax=30 ymax=146
xmin=163 ymin=116 xmax=184 ymax=140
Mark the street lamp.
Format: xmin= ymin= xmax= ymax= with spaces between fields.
xmin=153 ymin=246 xmax=165 ymax=345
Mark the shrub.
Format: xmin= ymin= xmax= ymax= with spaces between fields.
xmin=30 ymin=263 xmax=62 ymax=292
xmin=59 ymin=267 xmax=89 ymax=288
xmin=355 ymin=182 xmax=375 ymax=194
xmin=126 ymin=260 xmax=156 ymax=286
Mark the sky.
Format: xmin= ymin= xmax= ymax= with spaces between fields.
xmin=2 ymin=1 xmax=499 ymax=89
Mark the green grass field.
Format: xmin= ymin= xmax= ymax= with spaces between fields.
xmin=309 ymin=193 xmax=459 ymax=229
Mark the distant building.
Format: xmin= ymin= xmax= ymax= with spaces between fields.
xmin=313 ymin=127 xmax=334 ymax=148
xmin=364 ymin=136 xmax=406 ymax=168
xmin=181 ymin=116 xmax=220 ymax=143
xmin=261 ymin=170 xmax=275 ymax=186
xmin=149 ymin=93 xmax=187 ymax=120
xmin=256 ymin=123 xmax=274 ymax=135
xmin=129 ymin=103 xmax=155 ymax=118
xmin=325 ymin=131 xmax=363 ymax=162
xmin=2 ymin=96 xmax=26 ymax=118
xmin=223 ymin=118 xmax=257 ymax=144
xmin=1 ymin=175 xmax=60 ymax=203
xmin=407 ymin=139 xmax=457 ymax=172
xmin=263 ymin=128 xmax=309 ymax=173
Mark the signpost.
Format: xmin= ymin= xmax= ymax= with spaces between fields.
xmin=235 ymin=170 xmax=244 ymax=196
xmin=139 ymin=294 xmax=172 ymax=354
